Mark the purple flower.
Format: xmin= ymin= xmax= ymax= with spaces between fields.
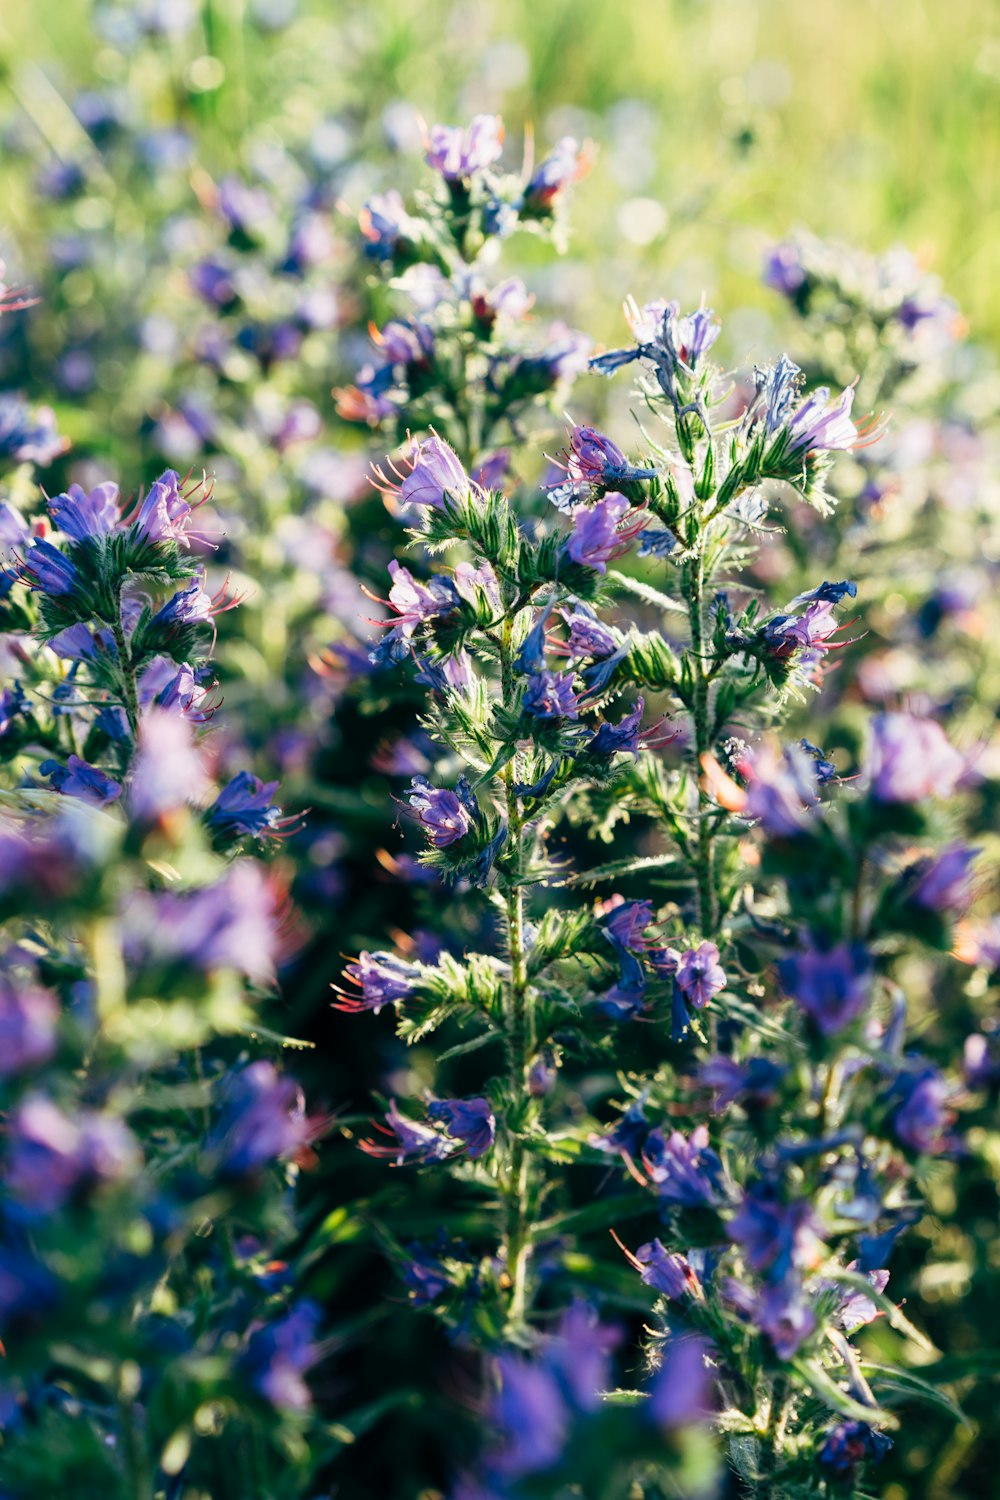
xmin=129 ymin=469 xmax=209 ymax=549
xmin=741 ymin=741 xmax=822 ymax=836
xmin=562 ymin=425 xmax=655 ymax=490
xmin=6 ymin=1096 xmax=139 ymax=1218
xmin=964 ymin=1029 xmax=1000 ymax=1090
xmin=18 ymin=539 xmax=79 ymax=596
xmin=787 ymin=384 xmax=858 ymax=453
xmin=699 ymin=1056 xmax=785 ymax=1113
xmin=123 ymin=861 xmax=280 ymax=982
xmin=138 ymin=657 xmax=215 ymax=722
xmin=335 ymin=950 xmax=421 ymax=1013
xmin=869 ymin=712 xmax=967 ymax=803
xmin=675 ymin=942 xmax=726 ymax=1009
xmin=48 ymin=481 xmax=120 ymax=543
xmin=587 ymin=702 xmax=647 ymax=759
xmin=763 ymin=242 xmax=807 ymax=296
xmin=523 ymin=137 xmax=588 ymax=210
xmin=561 ymin=610 xmax=619 ymax=660
xmin=566 ymin=492 xmax=631 ymax=572
xmin=427 ymin=1096 xmax=496 ymax=1158
xmin=890 ymin=1066 xmax=954 ymax=1153
xmin=589 ymin=1098 xmax=651 ymax=1162
xmin=129 ymin=710 xmax=209 ymax=822
xmin=211 ymin=1061 xmax=311 ymax=1175
xmin=646 ymin=1335 xmax=713 ymax=1429
xmin=603 ymin=899 xmax=654 ymax=952
xmin=361 ymin=1100 xmax=450 ymax=1165
xmin=829 ymin=1264 xmax=890 ymax=1333
xmin=523 ymin=670 xmax=580 ymax=721
xmin=407 ymin=775 xmax=474 ymax=847
xmin=400 ymin=1244 xmax=453 ymax=1305
xmin=382 ymin=434 xmax=471 ymax=511
xmin=633 ymin=1239 xmax=699 ymax=1300
xmin=779 ymin=942 xmax=872 ymax=1035
xmin=729 ymin=1184 xmax=824 ymax=1281
xmin=359 ymin=190 xmax=410 ymax=260
xmin=0 ymin=976 xmax=57 ymax=1074
xmin=205 ymin=771 xmax=287 ymax=841
xmin=819 ymin=1421 xmax=893 ymax=1480
xmin=491 ymin=1356 xmax=567 ymax=1478
xmin=243 ymin=1302 xmax=321 ymax=1411
xmin=0 ymin=395 xmax=68 ymax=466
xmin=751 ymin=1278 xmax=817 ymax=1358
xmin=544 ymin=1301 xmax=620 ymax=1412
xmin=40 ymin=755 xmax=122 ymax=807
xmin=425 ymin=115 xmax=504 ymax=180
xmin=911 ymin=844 xmax=977 ymax=912
xmin=642 ymin=1125 xmax=724 ymax=1207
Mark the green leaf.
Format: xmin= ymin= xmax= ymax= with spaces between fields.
xmin=558 ymin=852 xmax=687 ymax=889
xmin=791 ymin=1359 xmax=899 ymax=1429
xmin=531 ymin=1189 xmax=652 ymax=1241
xmin=861 ymin=1362 xmax=970 ymax=1427
xmin=435 ymin=1029 xmax=502 ymax=1063
xmin=608 ymin=569 xmax=688 ymax=615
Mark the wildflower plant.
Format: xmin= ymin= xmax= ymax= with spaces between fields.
xmin=0 ymin=289 xmax=328 ymax=1496
xmin=338 ymin=263 xmax=986 ymax=1497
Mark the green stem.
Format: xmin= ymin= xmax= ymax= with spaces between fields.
xmin=499 ymin=615 xmax=534 ymax=1331
xmin=111 ymin=591 xmax=140 ymax=739
xmin=686 ymin=536 xmax=717 ymax=937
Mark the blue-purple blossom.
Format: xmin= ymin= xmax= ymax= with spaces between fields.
xmin=819 ymin=1421 xmax=893 ymax=1480
xmin=211 ymin=1061 xmax=311 ymax=1175
xmin=129 ymin=709 xmax=209 ymax=823
xmin=560 ymin=425 xmax=655 ymax=492
xmin=724 ymin=1276 xmax=817 ymax=1358
xmin=242 ymin=1302 xmax=321 ymax=1411
xmin=40 ymin=755 xmax=122 ymax=807
xmin=633 ymin=1239 xmax=699 ymax=1299
xmin=130 ymin=469 xmax=210 ymax=549
xmin=424 ymin=115 xmax=504 ymax=180
xmin=18 ymin=539 xmax=80 ymax=596
xmin=205 ymin=771 xmax=287 ymax=841
xmin=728 ymin=1184 xmax=824 ymax=1281
xmin=376 ymin=434 xmax=471 ymax=511
xmin=642 ymin=1125 xmax=724 ymax=1207
xmin=869 ymin=712 xmax=968 ymax=803
xmin=359 ymin=189 xmax=411 ymax=259
xmin=565 ymin=492 xmax=632 ymax=572
xmin=522 ymin=137 xmax=588 ymax=210
xmin=361 ymin=1100 xmax=450 ymax=1165
xmin=48 ymin=481 xmax=120 ymax=543
xmin=779 ymin=942 xmax=873 ymax=1035
xmin=646 ymin=1335 xmax=713 ymax=1429
xmin=787 ymin=384 xmax=859 ymax=453
xmin=911 ymin=844 xmax=977 ymax=912
xmin=123 ymin=861 xmax=280 ymax=981
xmin=675 ymin=942 xmax=726 ymax=1008
xmin=6 ymin=1096 xmax=139 ymax=1219
xmin=0 ymin=976 xmax=57 ymax=1075
xmin=523 ymin=670 xmax=580 ymax=720
xmin=336 ymin=950 xmax=421 ymax=1013
xmin=426 ymin=1096 xmax=496 ymax=1158
xmin=889 ymin=1066 xmax=955 ymax=1153
xmin=491 ymin=1355 xmax=568 ymax=1478
xmin=407 ymin=775 xmax=474 ymax=847
xmin=0 ymin=395 xmax=67 ymax=467
xmin=699 ymin=1056 xmax=786 ymax=1113
xmin=561 ymin=610 xmax=619 ymax=660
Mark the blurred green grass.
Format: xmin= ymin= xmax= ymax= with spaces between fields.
xmin=1 ymin=0 xmax=998 ymax=345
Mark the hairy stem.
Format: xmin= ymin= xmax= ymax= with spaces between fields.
xmin=111 ymin=589 xmax=140 ymax=739
xmin=499 ymin=614 xmax=535 ymax=1330
xmin=686 ymin=534 xmax=717 ymax=937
